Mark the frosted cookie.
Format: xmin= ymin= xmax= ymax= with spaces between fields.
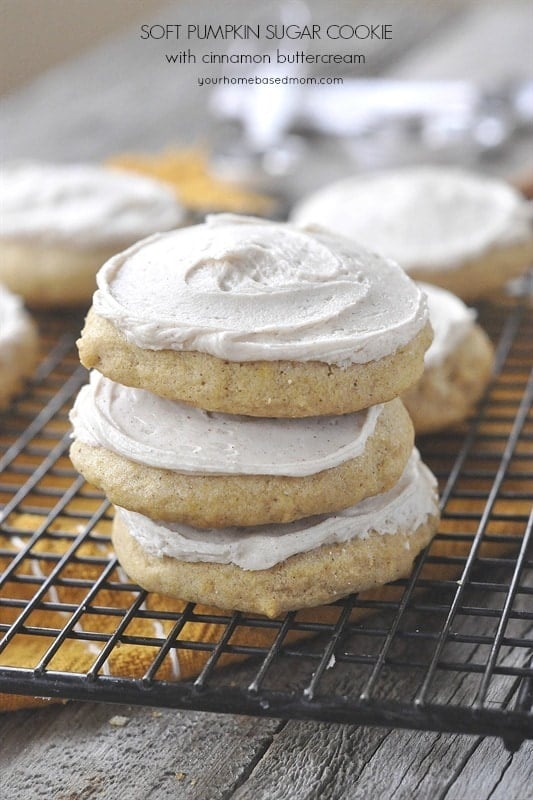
xmin=0 ymin=162 xmax=185 ymax=307
xmin=111 ymin=449 xmax=440 ymax=617
xmin=291 ymin=166 xmax=533 ymax=301
xmin=78 ymin=215 xmax=432 ymax=417
xmin=402 ymin=284 xmax=494 ymax=434
xmin=70 ymin=372 xmax=414 ymax=527
xmin=0 ymin=284 xmax=38 ymax=409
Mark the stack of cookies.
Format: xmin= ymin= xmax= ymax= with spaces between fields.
xmin=70 ymin=215 xmax=440 ymax=618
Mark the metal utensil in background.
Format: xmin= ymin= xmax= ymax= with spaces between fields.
xmin=209 ymin=78 xmax=533 ymax=201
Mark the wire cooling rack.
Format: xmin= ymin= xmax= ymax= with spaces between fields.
xmin=0 ymin=295 xmax=532 ymax=752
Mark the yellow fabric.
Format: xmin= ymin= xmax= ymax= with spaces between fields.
xmin=2 ymin=502 xmax=522 ymax=712
xmin=0 ymin=512 xmax=362 ymax=711
xmin=107 ymin=148 xmax=275 ymax=215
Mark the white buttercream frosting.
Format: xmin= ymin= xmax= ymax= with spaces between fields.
xmin=70 ymin=371 xmax=384 ymax=477
xmin=291 ymin=166 xmax=533 ymax=272
xmin=0 ymin=284 xmax=34 ymax=366
xmin=0 ymin=162 xmax=185 ymax=249
xmin=92 ymin=214 xmax=428 ymax=365
xmin=117 ymin=449 xmax=438 ymax=570
xmin=419 ymin=283 xmax=476 ymax=368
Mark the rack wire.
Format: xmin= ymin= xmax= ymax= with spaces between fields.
xmin=0 ymin=295 xmax=532 ymax=752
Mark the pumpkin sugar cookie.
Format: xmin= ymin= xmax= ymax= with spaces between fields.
xmin=111 ymin=449 xmax=440 ymax=618
xmin=70 ymin=372 xmax=414 ymax=527
xmin=78 ymin=215 xmax=432 ymax=417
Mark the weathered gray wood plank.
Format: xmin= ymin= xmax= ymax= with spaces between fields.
xmin=1 ymin=704 xmax=531 ymax=800
xmin=444 ymin=734 xmax=533 ymax=800
xmin=0 ymin=703 xmax=283 ymax=800
xmin=223 ymin=577 xmax=533 ymax=800
xmin=0 ymin=560 xmax=530 ymax=800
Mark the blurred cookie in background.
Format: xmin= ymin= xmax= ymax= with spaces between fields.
xmin=0 ymin=162 xmax=185 ymax=308
xmin=0 ymin=283 xmax=38 ymax=409
xmin=402 ymin=283 xmax=494 ymax=435
xmin=291 ymin=165 xmax=533 ymax=301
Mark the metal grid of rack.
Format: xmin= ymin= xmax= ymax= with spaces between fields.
xmin=0 ymin=297 xmax=532 ymax=751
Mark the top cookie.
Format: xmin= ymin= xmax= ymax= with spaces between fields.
xmin=291 ymin=166 xmax=533 ymax=300
xmin=0 ymin=162 xmax=185 ymax=306
xmin=78 ymin=214 xmax=431 ymax=416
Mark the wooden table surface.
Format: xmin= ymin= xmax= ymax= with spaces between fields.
xmin=1 ymin=2 xmax=532 ymax=798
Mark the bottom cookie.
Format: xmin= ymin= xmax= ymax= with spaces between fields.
xmin=111 ymin=450 xmax=440 ymax=618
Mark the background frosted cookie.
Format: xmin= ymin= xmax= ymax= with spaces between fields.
xmin=70 ymin=373 xmax=414 ymax=527
xmin=291 ymin=166 xmax=533 ymax=301
xmin=78 ymin=215 xmax=432 ymax=417
xmin=402 ymin=284 xmax=494 ymax=434
xmin=0 ymin=162 xmax=185 ymax=307
xmin=0 ymin=284 xmax=38 ymax=409
xmin=111 ymin=449 xmax=440 ymax=617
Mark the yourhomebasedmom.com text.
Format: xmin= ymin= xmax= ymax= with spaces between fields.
xmin=196 ymin=74 xmax=346 ymax=86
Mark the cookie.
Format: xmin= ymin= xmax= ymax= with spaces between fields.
xmin=0 ymin=284 xmax=38 ymax=410
xmin=70 ymin=372 xmax=414 ymax=527
xmin=402 ymin=284 xmax=494 ymax=434
xmin=291 ymin=166 xmax=533 ymax=301
xmin=111 ymin=449 xmax=440 ymax=617
xmin=0 ymin=162 xmax=185 ymax=307
xmin=78 ymin=214 xmax=432 ymax=417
